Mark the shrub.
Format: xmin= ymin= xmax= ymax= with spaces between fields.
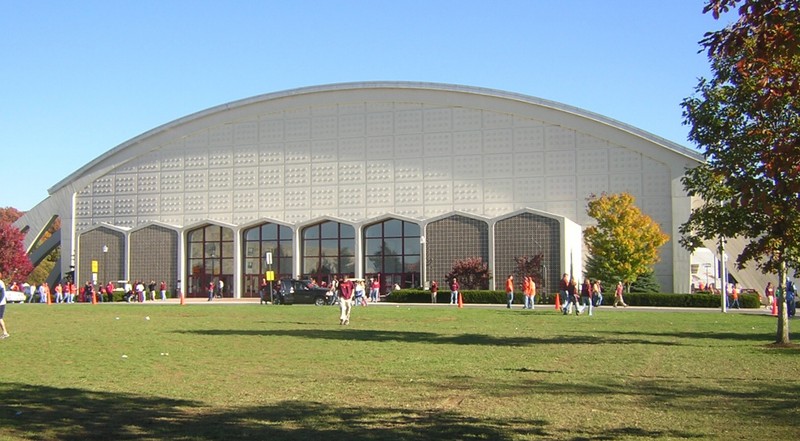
xmin=385 ymin=290 xmax=761 ymax=308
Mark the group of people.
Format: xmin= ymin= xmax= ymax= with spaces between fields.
xmin=764 ymin=280 xmax=797 ymax=317
xmin=206 ymin=278 xmax=225 ymax=301
xmin=558 ymin=273 xmax=618 ymax=315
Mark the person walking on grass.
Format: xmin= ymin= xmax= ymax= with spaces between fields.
xmin=338 ymin=277 xmax=354 ymax=325
xmin=614 ymin=281 xmax=628 ymax=307
xmin=580 ymin=278 xmax=592 ymax=316
xmin=505 ymin=275 xmax=514 ymax=309
xmin=0 ymin=271 xmax=9 ymax=339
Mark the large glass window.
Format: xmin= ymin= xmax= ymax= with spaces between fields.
xmin=241 ymin=223 xmax=293 ymax=297
xmin=363 ymin=219 xmax=421 ymax=293
xmin=302 ymin=221 xmax=355 ymax=286
xmin=186 ymin=224 xmax=234 ymax=297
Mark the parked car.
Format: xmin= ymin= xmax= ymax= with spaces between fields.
xmin=3 ymin=290 xmax=27 ymax=303
xmin=277 ymin=279 xmax=333 ymax=306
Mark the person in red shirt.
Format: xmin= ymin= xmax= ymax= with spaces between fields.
xmin=338 ymin=276 xmax=355 ymax=325
xmin=430 ymin=280 xmax=438 ymax=304
xmin=450 ymin=278 xmax=459 ymax=305
xmin=159 ymin=280 xmax=167 ymax=301
xmin=369 ymin=277 xmax=381 ymax=303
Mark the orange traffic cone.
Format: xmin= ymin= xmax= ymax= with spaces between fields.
xmin=771 ymin=296 xmax=778 ymax=316
xmin=180 ymin=290 xmax=185 ymax=306
xmin=554 ymin=292 xmax=561 ymax=311
xmin=92 ymin=291 xmax=97 ymax=305
xmin=458 ymin=292 xmax=463 ymax=308
xmin=46 ymin=290 xmax=52 ymax=305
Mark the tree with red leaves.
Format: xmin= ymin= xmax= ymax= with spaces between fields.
xmin=0 ymin=220 xmax=34 ymax=283
xmin=445 ymin=257 xmax=492 ymax=290
xmin=680 ymin=1 xmax=800 ymax=344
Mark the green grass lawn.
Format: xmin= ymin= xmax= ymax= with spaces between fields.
xmin=0 ymin=303 xmax=798 ymax=440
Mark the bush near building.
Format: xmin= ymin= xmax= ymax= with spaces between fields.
xmin=387 ymin=290 xmax=761 ymax=308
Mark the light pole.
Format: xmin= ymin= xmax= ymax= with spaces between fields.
xmin=102 ymin=245 xmax=108 ymax=284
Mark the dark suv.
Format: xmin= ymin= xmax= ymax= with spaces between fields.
xmin=277 ymin=279 xmax=333 ymax=306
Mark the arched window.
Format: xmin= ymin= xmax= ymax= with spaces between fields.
xmin=186 ymin=225 xmax=234 ymax=297
xmin=302 ymin=221 xmax=354 ymax=285
xmin=363 ymin=219 xmax=421 ymax=292
xmin=242 ymin=223 xmax=293 ymax=297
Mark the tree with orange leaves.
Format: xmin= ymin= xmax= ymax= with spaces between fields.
xmin=680 ymin=1 xmax=800 ymax=343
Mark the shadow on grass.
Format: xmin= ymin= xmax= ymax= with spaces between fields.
xmin=0 ymin=382 xmax=544 ymax=441
xmin=173 ymin=328 xmax=680 ymax=347
xmin=596 ymin=328 xmax=798 ymax=345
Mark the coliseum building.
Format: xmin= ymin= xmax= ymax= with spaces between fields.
xmin=16 ymin=82 xmax=707 ymax=298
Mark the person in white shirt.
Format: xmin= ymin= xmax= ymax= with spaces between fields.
xmin=0 ymin=270 xmax=10 ymax=338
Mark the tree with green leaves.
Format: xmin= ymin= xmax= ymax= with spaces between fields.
xmin=584 ymin=193 xmax=670 ymax=293
xmin=680 ymin=0 xmax=800 ymax=344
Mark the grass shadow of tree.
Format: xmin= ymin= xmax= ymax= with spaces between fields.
xmin=0 ymin=382 xmax=543 ymax=441
xmin=173 ymin=329 xmax=681 ymax=347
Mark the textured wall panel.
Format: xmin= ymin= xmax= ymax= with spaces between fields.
xmin=452 ymin=131 xmax=482 ymax=155
xmin=233 ymin=167 xmax=258 ymax=189
xmin=366 ymin=112 xmax=393 ymax=135
xmin=184 ymin=192 xmax=207 ymax=213
xmin=423 ymin=132 xmax=452 ymax=157
xmin=513 ymin=151 xmax=545 ymax=176
xmin=284 ymin=165 xmax=310 ymax=187
xmin=184 ymin=170 xmax=208 ymax=192
xmin=312 ymin=115 xmax=338 ymax=139
xmin=259 ymin=189 xmax=284 ymax=211
xmin=423 ymin=157 xmax=452 ymax=181
xmin=234 ymin=147 xmax=258 ymax=166
xmin=452 ymin=108 xmax=482 ymax=131
xmin=160 ymin=153 xmax=183 ymax=171
xmin=312 ymin=139 xmax=338 ymax=162
xmin=115 ymin=175 xmax=137 ymax=194
xmin=642 ymin=158 xmax=671 ymax=196
xmin=160 ymin=172 xmax=183 ymax=192
xmin=453 ymin=155 xmax=483 ymax=179
xmin=395 ymin=109 xmax=423 ymax=134
xmin=395 ymin=134 xmax=423 ymax=158
xmin=577 ymin=174 xmax=609 ymax=199
xmin=484 ymin=178 xmax=513 ymax=202
xmin=285 ymin=141 xmax=310 ymax=164
xmin=514 ymin=126 xmax=545 ymax=152
xmin=366 ymin=136 xmax=394 ymax=159
xmin=484 ymin=129 xmax=513 ymax=153
xmin=339 ymin=137 xmax=365 ymax=160
xmin=184 ymin=152 xmax=208 ymax=169
xmin=366 ymin=160 xmax=393 ymax=182
xmin=137 ymin=196 xmax=159 ymax=215
xmin=395 ymin=182 xmax=422 ymax=206
xmin=92 ymin=197 xmax=114 ymax=217
xmin=338 ymin=184 xmax=364 ymax=207
xmin=311 ymin=186 xmax=337 ymax=208
xmin=545 ymin=150 xmax=576 ymax=176
xmin=394 ymin=160 xmax=422 ymax=182
xmin=208 ymin=169 xmax=231 ymax=190
xmin=284 ymin=188 xmax=310 ymax=209
xmin=610 ymin=173 xmax=643 ymax=197
xmin=209 ymin=125 xmax=233 ymax=147
xmin=423 ymin=108 xmax=451 ymax=132
xmin=311 ymin=162 xmax=338 ymax=186
xmin=234 ymin=121 xmax=258 ymax=146
xmin=339 ymin=113 xmax=366 ymax=138
xmin=92 ymin=176 xmax=115 ymax=196
xmin=185 ymin=131 xmax=209 ymax=150
xmin=546 ymin=126 xmax=576 ymax=150
xmin=285 ymin=118 xmax=310 ymax=140
xmin=259 ymin=166 xmax=284 ymax=188
xmin=114 ymin=196 xmax=137 ymax=217
xmin=609 ymin=147 xmax=642 ymax=172
xmin=513 ymin=177 xmax=546 ymax=201
xmin=338 ymin=161 xmax=365 ymax=184
xmin=366 ymin=184 xmax=393 ymax=207
xmin=137 ymin=173 xmax=159 ymax=194
xmin=484 ymin=111 xmax=513 ymax=129
xmin=453 ymin=181 xmax=482 ymax=203
xmin=259 ymin=147 xmax=283 ymax=165
xmin=259 ymin=118 xmax=284 ymax=143
xmin=580 ymin=149 xmax=609 ymax=174
xmin=545 ymin=176 xmax=577 ymax=201
xmin=483 ymin=153 xmax=513 ymax=178
xmin=424 ymin=181 xmax=452 ymax=205
xmin=160 ymin=194 xmax=183 ymax=214
xmin=233 ymin=191 xmax=257 ymax=211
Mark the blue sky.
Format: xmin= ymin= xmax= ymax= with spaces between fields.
xmin=0 ymin=1 xmax=728 ymax=211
